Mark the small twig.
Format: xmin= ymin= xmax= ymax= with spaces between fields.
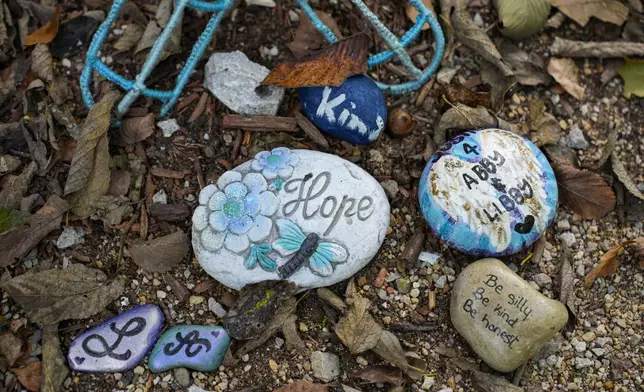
xmin=294 ymin=111 xmax=329 ymax=148
xmin=389 ymin=323 xmax=437 ymax=332
xmin=150 ymin=167 xmax=188 ymax=179
xmin=551 ymin=37 xmax=644 ymax=58
xmin=222 ymin=115 xmax=298 ymax=132
xmin=194 ymin=158 xmax=205 ymax=190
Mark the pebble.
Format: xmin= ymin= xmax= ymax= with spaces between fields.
xmin=396 ymin=278 xmax=411 ymax=294
xmin=56 ymin=227 xmax=87 ymax=249
xmin=558 ymin=232 xmax=576 ymax=247
xmin=582 ymin=331 xmax=596 ymax=341
xmin=189 ymin=296 xmax=204 ymax=305
xmin=556 ymin=220 xmax=571 ymax=231
xmin=157 ymin=119 xmax=181 ymax=138
xmin=157 ymin=291 xmax=167 ymax=299
xmin=533 ymin=273 xmax=552 ymax=287
xmin=567 ymin=126 xmax=590 ymax=150
xmin=152 ymin=190 xmax=168 ymax=205
xmin=422 ymin=376 xmax=435 ymax=390
xmin=133 ymin=366 xmax=145 ymax=375
xmin=380 ymin=180 xmax=399 ymax=199
xmin=574 ymin=357 xmax=593 ymax=369
xmin=173 ymin=368 xmax=191 ymax=387
xmin=410 ymin=288 xmax=421 ymax=298
xmin=269 ymin=359 xmax=278 ymax=371
xmin=208 ymin=298 xmax=227 ymax=318
xmin=310 ymin=351 xmax=340 ymax=382
xmin=356 ymin=356 xmax=368 ymax=366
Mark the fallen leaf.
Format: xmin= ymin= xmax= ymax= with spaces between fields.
xmin=405 ymin=0 xmax=435 ymax=30
xmin=135 ymin=0 xmax=181 ymax=60
xmin=372 ymin=330 xmax=422 ymax=379
xmin=316 ymin=287 xmax=347 ymax=310
xmin=471 ymin=369 xmax=523 ymax=392
xmin=164 ymin=273 xmax=190 ymax=302
xmin=0 ymin=332 xmax=24 ymax=368
xmin=287 ymin=10 xmax=342 ymax=58
xmin=64 ymin=91 xmax=120 ymax=217
xmin=559 ymin=243 xmax=577 ymax=324
xmin=21 ymin=117 xmax=49 ymax=173
xmin=549 ymin=0 xmax=629 ymax=26
xmin=107 ymin=170 xmax=131 ymax=197
xmin=129 ymin=230 xmax=188 ymax=273
xmin=439 ymin=83 xmax=491 ymax=108
xmin=436 ymin=104 xmax=525 ymax=138
xmin=113 ymin=23 xmax=143 ymax=52
xmin=0 ymin=60 xmax=16 ymax=107
xmin=0 ymin=195 xmax=68 ymax=268
xmin=120 ymin=113 xmax=155 ymax=144
xmin=481 ymin=61 xmax=516 ymax=112
xmin=495 ymin=0 xmax=550 ymax=39
xmin=272 ymin=381 xmax=328 ymax=392
xmin=282 ymin=314 xmax=305 ymax=351
xmin=551 ymin=161 xmax=616 ymax=219
xmin=192 ymin=279 xmax=217 ymax=293
xmin=0 ymin=263 xmax=125 ymax=324
xmin=499 ymin=40 xmax=552 ymax=86
xmin=617 ymin=58 xmax=644 ymax=98
xmin=547 ymin=58 xmax=585 ymax=100
xmin=41 ymin=324 xmax=68 ymax=392
xmin=611 ymin=151 xmax=644 ymax=201
xmin=25 ymin=6 xmax=59 ymax=45
xmin=263 ymin=34 xmax=369 ymax=88
xmin=335 ymin=294 xmax=382 ymax=355
xmin=585 ymin=240 xmax=637 ymax=287
xmin=528 ymin=99 xmax=561 ymax=146
xmin=30 ymin=43 xmax=53 ymax=82
xmin=10 ymin=361 xmax=40 ymax=391
xmin=0 ymin=208 xmax=28 ymax=233
xmin=49 ymin=16 xmax=100 ymax=58
xmin=0 ymin=161 xmax=38 ymax=210
xmin=355 ymin=365 xmax=404 ymax=386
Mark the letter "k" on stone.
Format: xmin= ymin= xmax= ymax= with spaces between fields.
xmin=316 ymin=87 xmax=346 ymax=123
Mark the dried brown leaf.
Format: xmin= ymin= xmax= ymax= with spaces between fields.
xmin=439 ymin=83 xmax=491 ymax=108
xmin=41 ymin=324 xmax=68 ymax=392
xmin=0 ymin=332 xmax=24 ymax=368
xmin=585 ymin=240 xmax=637 ymax=287
xmin=272 ymin=381 xmax=328 ymax=392
xmin=611 ymin=152 xmax=644 ymax=201
xmin=316 ymin=287 xmax=347 ymax=311
xmin=0 ymin=263 xmax=125 ymax=324
xmin=282 ymin=314 xmax=305 ymax=351
xmin=372 ymin=330 xmax=422 ymax=379
xmin=551 ymin=161 xmax=616 ymax=219
xmin=528 ymin=99 xmax=561 ymax=146
xmin=549 ymin=0 xmax=629 ymax=26
xmin=437 ymin=104 xmax=524 ymax=136
xmin=107 ymin=170 xmax=131 ymax=197
xmin=113 ymin=24 xmax=143 ymax=52
xmin=10 ymin=361 xmax=40 ymax=391
xmin=335 ymin=295 xmax=382 ymax=355
xmin=0 ymin=195 xmax=68 ymax=268
xmin=287 ymin=10 xmax=342 ymax=58
xmin=31 ymin=43 xmax=52 ymax=82
xmin=471 ymin=369 xmax=524 ymax=392
xmin=0 ymin=161 xmax=38 ymax=210
xmin=25 ymin=7 xmax=59 ymax=45
xmin=547 ymin=58 xmax=585 ymax=100
xmin=405 ymin=0 xmax=436 ymax=30
xmin=499 ymin=40 xmax=552 ymax=86
xmin=355 ymin=365 xmax=404 ymax=386
xmin=129 ymin=230 xmax=188 ymax=273
xmin=163 ymin=273 xmax=190 ymax=302
xmin=264 ymin=34 xmax=369 ymax=88
xmin=120 ymin=113 xmax=155 ymax=144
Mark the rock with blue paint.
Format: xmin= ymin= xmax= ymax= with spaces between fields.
xmin=148 ymin=325 xmax=230 ymax=372
xmin=299 ymin=75 xmax=387 ymax=144
xmin=67 ymin=304 xmax=164 ymax=372
xmin=192 ymin=147 xmax=390 ymax=290
xmin=418 ymin=128 xmax=558 ymax=256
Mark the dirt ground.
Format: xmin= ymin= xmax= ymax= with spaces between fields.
xmin=1 ymin=0 xmax=643 ymax=391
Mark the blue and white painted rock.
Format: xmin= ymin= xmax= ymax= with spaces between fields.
xmin=67 ymin=304 xmax=164 ymax=372
xmin=148 ymin=325 xmax=230 ymax=372
xmin=192 ymin=148 xmax=390 ymax=290
xmin=299 ymin=75 xmax=386 ymax=144
xmin=418 ymin=129 xmax=558 ymax=256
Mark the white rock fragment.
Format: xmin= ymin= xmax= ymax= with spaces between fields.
xmin=56 ymin=227 xmax=87 ymax=249
xmin=246 ymin=0 xmax=276 ymax=7
xmin=157 ymin=119 xmax=181 ymax=137
xmin=152 ymin=189 xmax=168 ymax=204
xmin=208 ymin=297 xmax=227 ymax=318
xmin=204 ymin=51 xmax=284 ymax=116
xmin=418 ymin=251 xmax=441 ymax=267
xmin=310 ymin=351 xmax=340 ymax=382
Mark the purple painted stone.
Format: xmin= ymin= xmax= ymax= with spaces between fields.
xmin=67 ymin=304 xmax=164 ymax=372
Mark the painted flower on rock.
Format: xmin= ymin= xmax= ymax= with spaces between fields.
xmin=251 ymin=147 xmax=299 ymax=180
xmin=193 ymin=171 xmax=279 ymax=254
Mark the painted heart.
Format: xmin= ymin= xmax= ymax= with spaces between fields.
xmin=211 ymin=331 xmax=220 ymax=338
xmin=75 ymin=356 xmax=85 ymax=365
xmin=514 ymin=215 xmax=535 ymax=234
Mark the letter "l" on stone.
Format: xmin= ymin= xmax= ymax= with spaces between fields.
xmin=316 ymin=87 xmax=346 ymax=123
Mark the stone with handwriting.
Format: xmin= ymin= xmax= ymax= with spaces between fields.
xmin=299 ymin=75 xmax=387 ymax=144
xmin=192 ymin=148 xmax=390 ymax=290
xmin=67 ymin=304 xmax=164 ymax=372
xmin=419 ymin=129 xmax=558 ymax=256
xmin=451 ymin=258 xmax=568 ymax=372
xmin=148 ymin=325 xmax=230 ymax=372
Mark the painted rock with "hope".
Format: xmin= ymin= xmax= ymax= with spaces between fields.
xmin=418 ymin=129 xmax=558 ymax=256
xmin=192 ymin=148 xmax=390 ymax=290
xmin=451 ymin=258 xmax=568 ymax=372
xmin=299 ymin=75 xmax=387 ymax=144
xmin=67 ymin=305 xmax=164 ymax=372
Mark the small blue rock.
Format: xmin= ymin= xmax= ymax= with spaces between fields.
xmin=299 ymin=75 xmax=387 ymax=144
xmin=148 ymin=325 xmax=231 ymax=372
xmin=418 ymin=128 xmax=558 ymax=256
xmin=67 ymin=304 xmax=164 ymax=372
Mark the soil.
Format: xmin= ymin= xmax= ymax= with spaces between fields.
xmin=0 ymin=1 xmax=643 ymax=392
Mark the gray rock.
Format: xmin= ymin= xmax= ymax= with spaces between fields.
xmin=450 ymin=258 xmax=568 ymax=372
xmin=396 ymin=278 xmax=411 ymax=294
xmin=208 ymin=298 xmax=227 ymax=318
xmin=591 ymin=348 xmax=606 ymax=357
xmin=158 ymin=119 xmax=180 ymax=138
xmin=556 ymin=220 xmax=571 ymax=231
xmin=152 ymin=190 xmax=168 ymax=205
xmin=533 ymin=273 xmax=553 ymax=287
xmin=204 ymin=51 xmax=284 ymax=116
xmin=571 ymin=338 xmax=586 ymax=353
xmin=574 ymin=357 xmax=593 ymax=369
xmin=558 ymin=232 xmax=576 ymax=247
xmin=0 ymin=155 xmax=21 ymax=173
xmin=567 ymin=127 xmax=590 ymax=150
xmin=379 ymin=180 xmax=399 ymax=199
xmin=173 ymin=367 xmax=191 ymax=387
xmin=56 ymin=227 xmax=87 ymax=249
xmin=310 ymin=351 xmax=340 ymax=382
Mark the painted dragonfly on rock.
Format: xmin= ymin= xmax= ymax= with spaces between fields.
xmin=272 ymin=219 xmax=348 ymax=278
